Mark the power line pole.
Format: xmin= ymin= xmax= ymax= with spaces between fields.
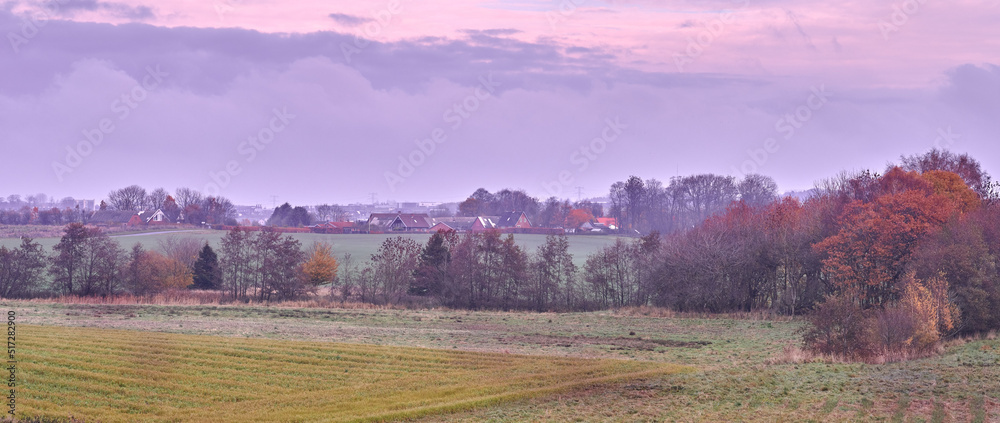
xmin=369 ymin=192 xmax=377 ymax=207
xmin=269 ymin=195 xmax=278 ymax=208
xmin=575 ymin=187 xmax=584 ymax=202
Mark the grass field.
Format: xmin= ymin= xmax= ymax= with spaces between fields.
xmin=0 ymin=230 xmax=622 ymax=267
xmin=14 ymin=324 xmax=678 ymax=422
xmin=6 ymin=302 xmax=1000 ymax=421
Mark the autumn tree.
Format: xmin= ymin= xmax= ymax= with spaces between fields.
xmin=815 ymin=170 xmax=952 ymax=308
xmin=901 ymin=148 xmax=994 ymax=199
xmin=302 ymin=242 xmax=338 ymax=286
xmin=126 ymin=244 xmax=193 ymax=295
xmin=564 ymin=208 xmax=593 ymax=229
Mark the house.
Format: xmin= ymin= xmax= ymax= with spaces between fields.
xmin=367 ymin=212 xmax=432 ymax=232
xmin=595 ymin=217 xmax=618 ymax=230
xmin=89 ymin=210 xmax=137 ymax=227
xmin=89 ymin=209 xmax=173 ymax=228
xmin=311 ymin=221 xmax=358 ymax=234
xmin=138 ymin=209 xmax=172 ymax=224
xmin=495 ymin=211 xmax=531 ymax=229
xmin=429 ymin=216 xmax=498 ymax=233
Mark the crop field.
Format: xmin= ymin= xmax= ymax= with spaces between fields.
xmin=6 ymin=302 xmax=1000 ymax=422
xmin=0 ymin=230 xmax=621 ymax=267
xmin=14 ymin=324 xmax=680 ymax=422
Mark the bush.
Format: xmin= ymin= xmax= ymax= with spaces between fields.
xmin=803 ymin=295 xmax=874 ymax=358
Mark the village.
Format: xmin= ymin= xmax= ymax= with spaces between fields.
xmin=81 ymin=207 xmax=619 ymax=235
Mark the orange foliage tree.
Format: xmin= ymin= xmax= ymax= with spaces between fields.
xmin=922 ymin=170 xmax=980 ymax=214
xmin=302 ymin=242 xmax=338 ymax=285
xmin=815 ymin=186 xmax=952 ymax=308
xmin=564 ymin=208 xmax=594 ymax=229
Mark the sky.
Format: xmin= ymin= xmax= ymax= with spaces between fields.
xmin=1 ymin=0 xmax=998 ymax=206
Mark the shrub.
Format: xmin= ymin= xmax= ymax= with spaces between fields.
xmin=803 ymin=295 xmax=874 ymax=358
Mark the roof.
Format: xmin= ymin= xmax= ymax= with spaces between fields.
xmin=430 ymin=217 xmax=479 ymax=231
xmin=368 ymin=213 xmax=431 ymax=229
xmin=595 ymin=217 xmax=618 ymax=229
xmin=90 ymin=210 xmax=137 ymax=224
xmin=316 ymin=221 xmax=356 ymax=229
xmin=496 ymin=211 xmax=528 ymax=228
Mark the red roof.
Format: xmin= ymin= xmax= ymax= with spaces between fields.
xmin=317 ymin=221 xmax=355 ymax=229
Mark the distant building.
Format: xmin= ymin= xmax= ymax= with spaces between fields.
xmin=311 ymin=221 xmax=359 ymax=234
xmin=367 ymin=212 xmax=432 ymax=232
xmin=496 ymin=211 xmax=531 ymax=229
xmin=89 ymin=209 xmax=173 ymax=228
xmin=429 ymin=216 xmax=498 ymax=233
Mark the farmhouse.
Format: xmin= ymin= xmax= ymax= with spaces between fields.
xmin=311 ymin=221 xmax=358 ymax=234
xmin=429 ymin=216 xmax=499 ymax=233
xmin=89 ymin=209 xmax=173 ymax=228
xmin=367 ymin=213 xmax=432 ymax=232
xmin=496 ymin=211 xmax=531 ymax=229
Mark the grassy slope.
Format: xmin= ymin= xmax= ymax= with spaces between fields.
xmin=18 ymin=324 xmax=680 ymax=422
xmin=0 ymin=231 xmax=621 ymax=267
xmin=7 ymin=302 xmax=999 ymax=421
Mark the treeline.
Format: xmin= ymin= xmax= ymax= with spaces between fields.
xmin=0 ymin=186 xmax=238 ymax=226
xmin=330 ymin=150 xmax=1000 ymax=357
xmin=0 ymin=223 xmax=339 ymax=301
xmin=0 ymin=223 xmax=221 ymax=298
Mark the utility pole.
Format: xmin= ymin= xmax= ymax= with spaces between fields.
xmin=369 ymin=192 xmax=378 ymax=207
xmin=270 ymin=195 xmax=278 ymax=208
xmin=575 ymin=187 xmax=584 ymax=202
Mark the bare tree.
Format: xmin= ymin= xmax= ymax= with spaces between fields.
xmin=174 ymin=187 xmax=204 ymax=211
xmin=158 ymin=235 xmax=204 ymax=270
xmin=146 ymin=188 xmax=169 ymax=210
xmin=0 ymin=238 xmax=47 ymax=298
xmin=738 ymin=174 xmax=779 ymax=208
xmin=107 ymin=185 xmax=147 ymax=211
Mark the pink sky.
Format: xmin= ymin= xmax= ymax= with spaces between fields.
xmin=2 ymin=0 xmax=998 ymax=204
xmin=16 ymin=0 xmax=999 ymax=88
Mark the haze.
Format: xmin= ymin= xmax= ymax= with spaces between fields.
xmin=2 ymin=0 xmax=998 ymax=205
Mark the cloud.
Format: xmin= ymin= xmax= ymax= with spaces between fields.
xmin=327 ymin=13 xmax=372 ymax=27
xmin=0 ymin=8 xmax=997 ymax=205
xmin=51 ymin=0 xmax=155 ymax=21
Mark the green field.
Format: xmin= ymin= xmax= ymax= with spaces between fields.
xmin=14 ymin=324 xmax=677 ymax=422
xmin=0 ymin=230 xmax=622 ymax=266
xmin=6 ymin=302 xmax=999 ymax=421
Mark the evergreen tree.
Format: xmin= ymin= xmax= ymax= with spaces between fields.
xmin=191 ymin=243 xmax=221 ymax=290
